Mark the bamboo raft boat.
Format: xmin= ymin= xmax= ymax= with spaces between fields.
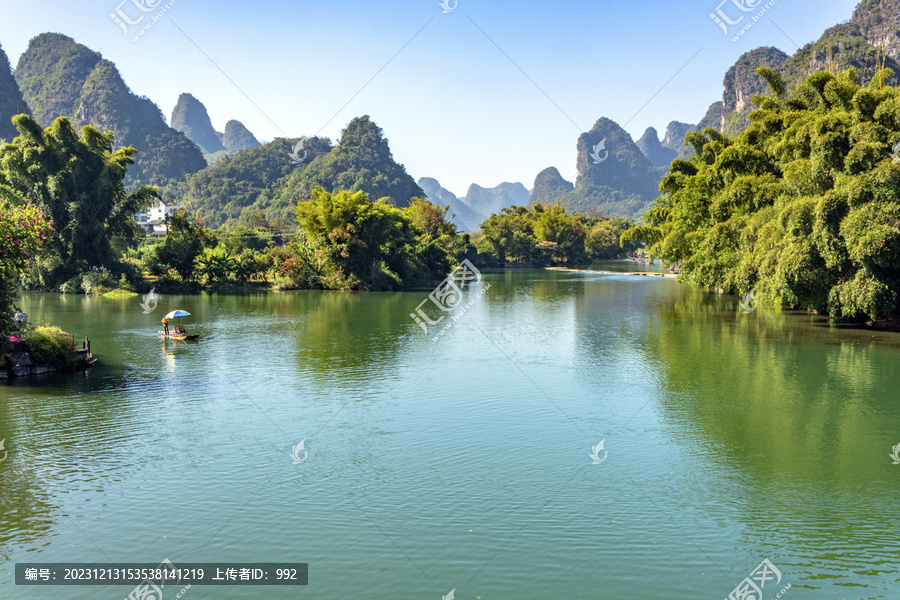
xmin=158 ymin=331 xmax=200 ymax=340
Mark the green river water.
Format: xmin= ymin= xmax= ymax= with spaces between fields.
xmin=1 ymin=263 xmax=898 ymax=599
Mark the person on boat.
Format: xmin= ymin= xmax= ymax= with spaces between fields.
xmin=162 ymin=318 xmax=169 ymax=335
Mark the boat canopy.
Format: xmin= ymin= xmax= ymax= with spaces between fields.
xmin=163 ymin=310 xmax=191 ymax=319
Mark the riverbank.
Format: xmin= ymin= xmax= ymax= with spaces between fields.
xmin=545 ymin=266 xmax=678 ymax=278
xmin=3 ymin=326 xmax=96 ymax=379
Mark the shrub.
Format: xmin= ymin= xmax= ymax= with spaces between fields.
xmin=81 ymin=267 xmax=115 ymax=295
xmin=59 ymin=276 xmax=82 ymax=295
xmin=23 ymin=326 xmax=77 ymax=369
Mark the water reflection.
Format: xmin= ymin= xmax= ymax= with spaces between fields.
xmin=643 ymin=287 xmax=900 ymax=595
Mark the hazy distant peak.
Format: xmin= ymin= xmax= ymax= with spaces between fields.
xmin=171 ymin=93 xmax=224 ymax=154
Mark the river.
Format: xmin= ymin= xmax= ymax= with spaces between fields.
xmin=1 ymin=263 xmax=898 ymax=599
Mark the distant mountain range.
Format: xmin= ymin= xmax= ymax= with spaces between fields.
xmin=418 ymin=178 xmax=530 ymax=231
xmin=2 ymin=0 xmax=900 ymax=225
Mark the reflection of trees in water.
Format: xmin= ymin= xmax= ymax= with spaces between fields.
xmin=642 ymin=292 xmax=900 ymax=591
xmin=480 ymin=269 xmax=577 ymax=306
xmin=293 ymin=291 xmax=409 ymax=386
xmin=645 ymin=294 xmax=898 ymax=482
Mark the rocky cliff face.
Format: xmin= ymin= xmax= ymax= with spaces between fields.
xmin=0 ymin=42 xmax=29 ymax=141
xmin=170 ymin=93 xmax=225 ymax=154
xmin=782 ymin=22 xmax=900 ymax=86
xmin=721 ymin=47 xmax=789 ymax=135
xmin=718 ymin=9 xmax=900 ymax=136
xmin=528 ymin=167 xmax=574 ymax=206
xmin=853 ymin=0 xmax=900 ymax=62
xmin=13 ymin=33 xmax=205 ymax=185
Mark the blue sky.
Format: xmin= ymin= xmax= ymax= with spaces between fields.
xmin=0 ymin=0 xmax=861 ymax=197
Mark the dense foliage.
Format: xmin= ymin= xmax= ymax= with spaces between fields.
xmin=144 ymin=209 xmax=217 ymax=281
xmin=22 ymin=325 xmax=77 ymax=369
xmin=721 ymin=25 xmax=900 ymax=137
xmin=0 ymin=201 xmax=53 ymax=344
xmin=281 ymin=189 xmax=456 ymax=290
xmin=478 ymin=203 xmax=638 ymax=265
xmin=183 ymin=137 xmax=332 ymax=228
xmin=182 ymin=117 xmax=426 ymax=229
xmin=623 ymin=67 xmax=900 ymax=320
xmin=0 ymin=114 xmax=157 ymax=289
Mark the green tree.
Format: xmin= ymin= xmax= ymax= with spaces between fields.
xmin=149 ymin=209 xmax=216 ymax=281
xmin=0 ymin=114 xmax=157 ymax=287
xmin=0 ymin=200 xmax=53 ymax=346
xmin=294 ymin=187 xmax=417 ymax=290
xmin=476 ymin=203 xmax=631 ymax=266
xmin=622 ymin=67 xmax=900 ymax=320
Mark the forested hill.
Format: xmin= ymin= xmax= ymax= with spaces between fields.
xmin=182 ymin=116 xmax=423 ymax=228
xmin=276 ymin=116 xmax=423 ymax=211
xmin=222 ymin=120 xmax=259 ymax=154
xmin=13 ymin=33 xmax=205 ymax=186
xmin=563 ymin=117 xmax=668 ymax=218
xmin=0 ymin=42 xmax=28 ymax=141
xmin=182 ymin=136 xmax=330 ymax=228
